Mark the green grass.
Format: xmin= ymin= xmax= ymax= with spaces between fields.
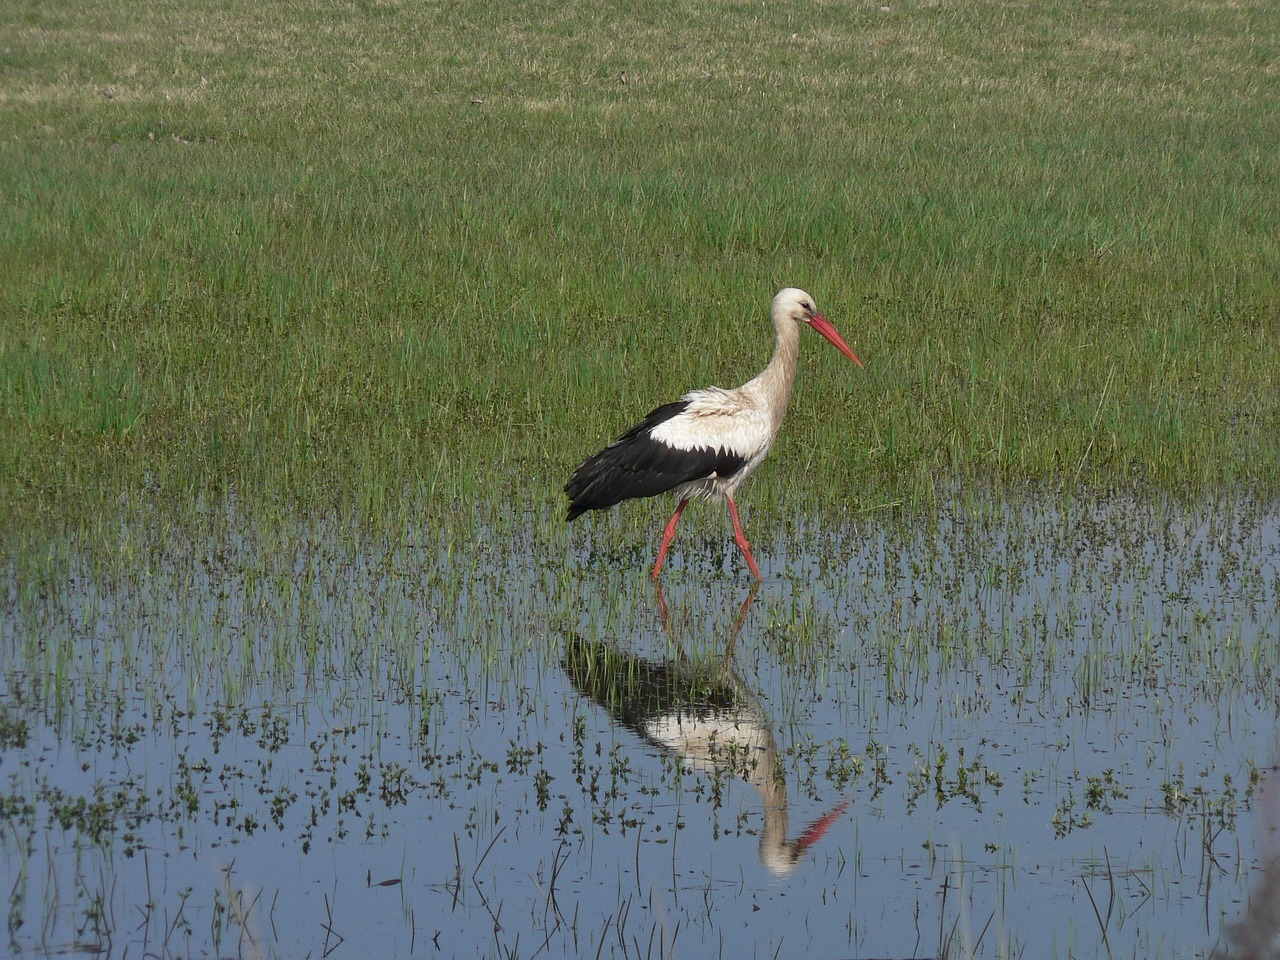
xmin=2 ymin=0 xmax=1279 ymax=544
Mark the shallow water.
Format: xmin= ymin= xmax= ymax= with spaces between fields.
xmin=2 ymin=490 xmax=1279 ymax=958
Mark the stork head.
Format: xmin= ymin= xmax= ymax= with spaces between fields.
xmin=761 ymin=799 xmax=853 ymax=877
xmin=772 ymin=288 xmax=863 ymax=368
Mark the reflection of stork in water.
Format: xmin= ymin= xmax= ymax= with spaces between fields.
xmin=561 ymin=585 xmax=849 ymax=875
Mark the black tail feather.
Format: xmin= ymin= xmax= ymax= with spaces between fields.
xmin=564 ymin=400 xmax=746 ymax=520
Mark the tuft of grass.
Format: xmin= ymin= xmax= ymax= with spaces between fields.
xmin=2 ymin=0 xmax=1279 ymax=546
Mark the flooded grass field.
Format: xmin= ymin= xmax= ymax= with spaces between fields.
xmin=4 ymin=1 xmax=1280 ymax=956
xmin=3 ymin=489 xmax=1278 ymax=959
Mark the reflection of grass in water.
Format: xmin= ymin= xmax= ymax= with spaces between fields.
xmin=1 ymin=486 xmax=1277 ymax=956
xmin=2 ymin=0 xmax=1279 ymax=546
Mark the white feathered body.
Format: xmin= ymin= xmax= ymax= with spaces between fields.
xmin=564 ymin=300 xmax=802 ymax=520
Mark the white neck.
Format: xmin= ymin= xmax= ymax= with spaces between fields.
xmin=750 ymin=723 xmax=797 ymax=874
xmin=743 ymin=309 xmax=801 ymax=432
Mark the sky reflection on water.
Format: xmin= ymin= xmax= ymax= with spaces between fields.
xmin=2 ymin=490 xmax=1278 ymax=958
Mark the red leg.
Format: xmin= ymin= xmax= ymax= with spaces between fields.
xmin=726 ymin=496 xmax=762 ymax=580
xmin=652 ymin=498 xmax=689 ymax=579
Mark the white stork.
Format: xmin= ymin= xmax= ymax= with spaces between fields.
xmin=565 ymin=288 xmax=862 ymax=579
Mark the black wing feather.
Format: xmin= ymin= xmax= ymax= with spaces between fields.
xmin=562 ymin=635 xmax=743 ymax=733
xmin=565 ymin=400 xmax=747 ymax=520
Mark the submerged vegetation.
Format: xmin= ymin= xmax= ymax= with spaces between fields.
xmin=1 ymin=0 xmax=1279 ymax=550
xmin=2 ymin=492 xmax=1278 ymax=957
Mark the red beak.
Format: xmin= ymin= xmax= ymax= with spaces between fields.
xmin=794 ymin=799 xmax=852 ymax=853
xmin=809 ymin=314 xmax=863 ymax=368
